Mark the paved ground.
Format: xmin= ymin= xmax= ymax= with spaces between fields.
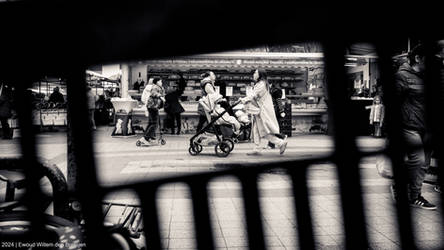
xmin=1 ymin=126 xmax=443 ymax=249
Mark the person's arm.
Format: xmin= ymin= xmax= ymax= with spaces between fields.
xmin=394 ymin=73 xmax=408 ymax=98
xmin=204 ymin=83 xmax=215 ymax=95
xmin=242 ymin=81 xmax=265 ymax=103
xmin=380 ymin=105 xmax=385 ymax=127
xmin=199 ymin=97 xmax=212 ymax=112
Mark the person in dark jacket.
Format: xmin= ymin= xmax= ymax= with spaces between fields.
xmin=391 ymin=44 xmax=436 ymax=210
xmin=0 ymin=84 xmax=13 ymax=139
xmin=49 ymin=87 xmax=65 ymax=104
xmin=164 ymin=73 xmax=186 ymax=134
xmin=266 ymin=82 xmax=287 ymax=149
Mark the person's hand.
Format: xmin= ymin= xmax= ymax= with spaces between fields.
xmin=160 ymin=97 xmax=166 ymax=102
xmin=280 ymin=112 xmax=286 ymax=118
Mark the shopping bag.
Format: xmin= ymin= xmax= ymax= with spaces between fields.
xmin=376 ymin=155 xmax=393 ymax=179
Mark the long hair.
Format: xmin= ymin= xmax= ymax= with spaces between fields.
xmin=256 ymin=69 xmax=268 ymax=82
xmin=254 ymin=69 xmax=269 ymax=91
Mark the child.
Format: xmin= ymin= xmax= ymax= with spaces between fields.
xmin=199 ymin=91 xmax=241 ymax=135
xmin=369 ymin=95 xmax=385 ymax=137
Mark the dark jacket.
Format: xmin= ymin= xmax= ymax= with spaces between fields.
xmin=49 ymin=91 xmax=65 ymax=104
xmin=0 ymin=92 xmax=12 ymax=119
xmin=394 ymin=63 xmax=426 ymax=132
xmin=164 ymin=76 xmax=186 ymax=114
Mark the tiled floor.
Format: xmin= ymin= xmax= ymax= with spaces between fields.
xmin=1 ymin=127 xmax=443 ymax=249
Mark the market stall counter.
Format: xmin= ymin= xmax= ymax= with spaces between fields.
xmin=110 ymin=98 xmax=138 ymax=137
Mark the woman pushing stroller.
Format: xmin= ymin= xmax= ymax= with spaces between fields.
xmin=240 ymin=69 xmax=288 ymax=155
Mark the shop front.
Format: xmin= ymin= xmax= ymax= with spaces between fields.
xmin=121 ymin=52 xmax=329 ymax=136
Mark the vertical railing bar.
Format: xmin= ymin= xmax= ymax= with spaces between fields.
xmin=374 ymin=41 xmax=416 ymax=249
xmin=13 ymin=78 xmax=46 ymax=238
xmin=189 ymin=178 xmax=215 ymax=250
xmin=423 ymin=38 xmax=444 ymax=232
xmin=238 ymin=173 xmax=266 ymax=250
xmin=288 ymin=165 xmax=315 ymax=250
xmin=138 ymin=186 xmax=162 ymax=250
xmin=322 ymin=41 xmax=369 ymax=250
xmin=65 ymin=67 xmax=107 ymax=249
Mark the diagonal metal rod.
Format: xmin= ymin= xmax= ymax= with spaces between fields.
xmin=322 ymin=41 xmax=369 ymax=250
xmin=239 ymin=173 xmax=266 ymax=250
xmin=288 ymin=166 xmax=315 ymax=250
xmin=189 ymin=179 xmax=215 ymax=250
xmin=138 ymin=186 xmax=162 ymax=250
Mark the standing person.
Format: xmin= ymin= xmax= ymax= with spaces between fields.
xmin=140 ymin=78 xmax=165 ymax=144
xmin=195 ymin=71 xmax=216 ymax=132
xmin=0 ymin=83 xmax=13 ymax=139
xmin=391 ymin=44 xmax=436 ymax=210
xmin=49 ymin=86 xmax=65 ymax=104
xmin=164 ymin=73 xmax=186 ymax=135
xmin=86 ymin=87 xmax=97 ymax=130
xmin=267 ymin=81 xmax=287 ymax=149
xmin=141 ymin=78 xmax=154 ymax=117
xmin=133 ymin=78 xmax=145 ymax=92
xmin=369 ymin=95 xmax=384 ymax=137
xmin=240 ymin=69 xmax=288 ymax=155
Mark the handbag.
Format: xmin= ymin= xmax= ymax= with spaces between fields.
xmin=376 ymin=154 xmax=439 ymax=183
xmin=376 ymin=155 xmax=393 ymax=179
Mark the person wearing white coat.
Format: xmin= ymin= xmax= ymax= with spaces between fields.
xmin=240 ymin=69 xmax=288 ymax=155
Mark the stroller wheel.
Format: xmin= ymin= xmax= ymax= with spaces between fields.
xmin=193 ymin=143 xmax=203 ymax=153
xmin=160 ymin=139 xmax=166 ymax=145
xmin=136 ymin=140 xmax=142 ymax=147
xmin=189 ymin=147 xmax=198 ymax=156
xmin=223 ymin=139 xmax=234 ymax=152
xmin=215 ymin=142 xmax=230 ymax=157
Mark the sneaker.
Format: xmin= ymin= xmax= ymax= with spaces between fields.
xmin=410 ymin=196 xmax=437 ymax=210
xmin=279 ymin=140 xmax=288 ymax=155
xmin=390 ymin=184 xmax=398 ymax=202
xmin=139 ymin=137 xmax=149 ymax=145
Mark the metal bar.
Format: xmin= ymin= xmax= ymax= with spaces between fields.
xmin=288 ymin=166 xmax=315 ymax=250
xmin=101 ymin=151 xmax=386 ymax=194
xmin=65 ymin=66 xmax=107 ymax=249
xmin=423 ymin=39 xmax=444 ymax=234
xmin=239 ymin=173 xmax=266 ymax=250
xmin=322 ymin=41 xmax=369 ymax=250
xmin=374 ymin=41 xmax=416 ymax=249
xmin=138 ymin=187 xmax=162 ymax=250
xmin=189 ymin=178 xmax=215 ymax=250
xmin=4 ymin=180 xmax=15 ymax=202
xmin=13 ymin=78 xmax=46 ymax=239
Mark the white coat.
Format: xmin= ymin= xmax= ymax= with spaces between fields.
xmin=243 ymin=80 xmax=280 ymax=138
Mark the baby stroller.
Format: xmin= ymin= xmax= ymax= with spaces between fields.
xmin=189 ymin=100 xmax=241 ymax=157
xmin=232 ymin=108 xmax=251 ymax=143
xmin=136 ymin=113 xmax=166 ymax=147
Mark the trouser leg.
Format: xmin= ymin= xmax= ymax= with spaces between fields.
xmin=144 ymin=109 xmax=158 ymax=140
xmin=402 ymin=129 xmax=431 ymax=200
xmin=0 ymin=118 xmax=11 ymax=139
